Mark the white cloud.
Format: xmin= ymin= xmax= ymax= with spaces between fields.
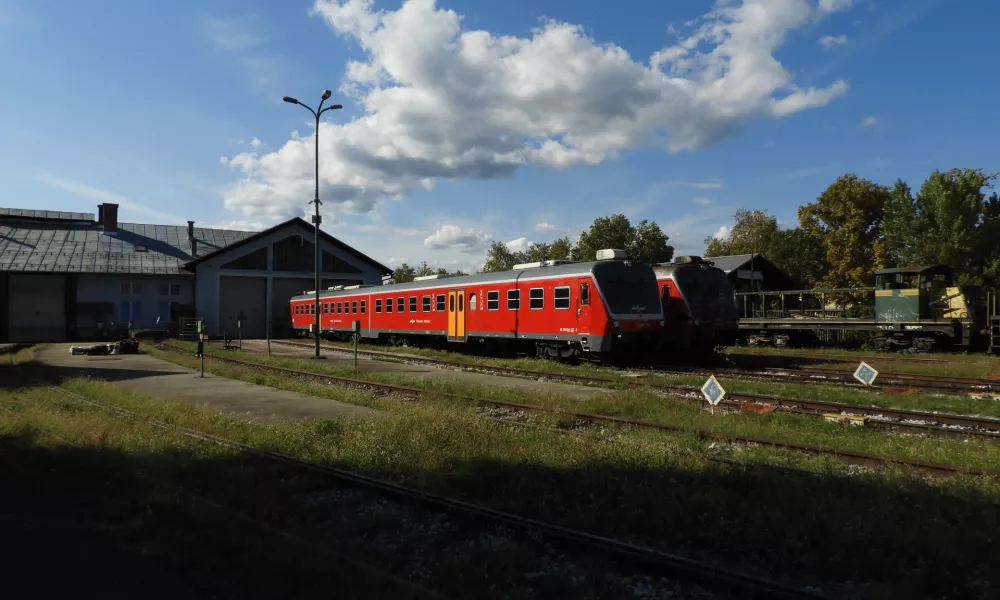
xmin=219 ymin=0 xmax=852 ymax=224
xmin=712 ymin=225 xmax=731 ymax=240
xmin=818 ymin=34 xmax=847 ymax=49
xmin=669 ymin=179 xmax=724 ymax=190
xmin=209 ymin=219 xmax=267 ymax=231
xmin=693 ymin=197 xmax=712 ymax=206
xmin=37 ymin=176 xmax=187 ymax=225
xmin=249 ymin=137 xmax=263 ymax=149
xmin=505 ymin=237 xmax=531 ymax=253
xmin=423 ymin=224 xmax=491 ymax=252
xmin=860 ymin=116 xmax=878 ymax=128
xmin=533 ymin=222 xmax=556 ymax=231
xmin=199 ymin=16 xmax=288 ymax=93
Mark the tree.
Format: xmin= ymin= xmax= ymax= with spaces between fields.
xmin=765 ymin=228 xmax=826 ymax=288
xmin=799 ymin=174 xmax=890 ymax=288
xmin=392 ymin=263 xmax=416 ymax=284
xmin=574 ymin=214 xmax=673 ymax=264
xmin=703 ymin=209 xmax=780 ymax=257
xmin=481 ymin=241 xmax=519 ymax=273
xmin=481 ymin=237 xmax=574 ymax=273
xmin=413 ymin=262 xmax=436 ymax=278
xmin=882 ymin=168 xmax=1000 ymax=286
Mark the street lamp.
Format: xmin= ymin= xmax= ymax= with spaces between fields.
xmin=283 ymin=91 xmax=343 ymax=359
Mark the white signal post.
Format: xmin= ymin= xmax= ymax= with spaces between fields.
xmin=701 ymin=375 xmax=726 ymax=415
xmin=853 ymin=362 xmax=879 ymax=387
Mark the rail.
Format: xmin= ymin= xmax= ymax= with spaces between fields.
xmin=160 ymin=342 xmax=1000 ymax=470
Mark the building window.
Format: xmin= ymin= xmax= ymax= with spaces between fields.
xmin=272 ymin=236 xmax=315 ymax=272
xmin=422 ymin=295 xmax=431 ymax=311
xmin=507 ymin=289 xmax=520 ymax=310
xmin=397 ymin=297 xmax=405 ymax=312
xmin=352 ymin=300 xmax=358 ymax=313
xmin=409 ymin=296 xmax=417 ymax=312
xmin=159 ymin=284 xmax=169 ymax=296
xmin=554 ymin=286 xmax=571 ymax=310
xmin=486 ymin=290 xmax=499 ymax=311
xmin=580 ymin=283 xmax=590 ymax=305
xmin=221 ymin=246 xmax=268 ymax=270
xmin=529 ymin=288 xmax=544 ymax=310
xmin=131 ymin=282 xmax=142 ymax=294
xmin=386 ymin=298 xmax=393 ymax=313
xmin=375 ymin=298 xmax=382 ymax=313
xmin=159 ymin=301 xmax=169 ymax=323
xmin=322 ymin=250 xmax=362 ymax=274
xmin=469 ymin=293 xmax=477 ymax=311
xmin=360 ymin=300 xmax=366 ymax=314
xmin=436 ymin=294 xmax=446 ymax=311
xmin=170 ymin=284 xmax=180 ymax=296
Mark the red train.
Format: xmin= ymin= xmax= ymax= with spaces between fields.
xmin=653 ymin=256 xmax=739 ymax=353
xmin=289 ymin=249 xmax=665 ymax=360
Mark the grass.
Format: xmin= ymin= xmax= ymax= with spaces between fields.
xmin=152 ymin=341 xmax=1000 ymax=475
xmin=724 ymin=345 xmax=1000 ymax=379
xmin=9 ymin=348 xmax=1000 ymax=599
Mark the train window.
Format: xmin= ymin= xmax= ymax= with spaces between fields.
xmin=449 ymin=295 xmax=455 ymax=311
xmin=507 ymin=289 xmax=520 ymax=310
xmin=386 ymin=297 xmax=393 ymax=313
xmin=397 ymin=297 xmax=405 ymax=312
xmin=554 ymin=286 xmax=570 ymax=309
xmin=361 ymin=300 xmax=366 ymax=314
xmin=375 ymin=298 xmax=382 ymax=313
xmin=459 ymin=294 xmax=464 ymax=311
xmin=436 ymin=294 xmax=446 ymax=311
xmin=469 ymin=293 xmax=477 ymax=311
xmin=294 ymin=305 xmax=299 ymax=315
xmin=529 ymin=288 xmax=544 ymax=310
xmin=323 ymin=303 xmax=329 ymax=314
xmin=422 ymin=295 xmax=431 ymax=311
xmin=338 ymin=301 xmax=343 ymax=314
xmin=409 ymin=296 xmax=417 ymax=312
xmin=352 ymin=301 xmax=358 ymax=313
xmin=580 ymin=283 xmax=590 ymax=305
xmin=486 ymin=290 xmax=499 ymax=310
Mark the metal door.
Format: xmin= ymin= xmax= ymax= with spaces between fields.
xmin=576 ymin=278 xmax=591 ymax=332
xmin=447 ymin=289 xmax=466 ymax=339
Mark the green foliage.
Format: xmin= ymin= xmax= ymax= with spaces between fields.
xmin=394 ymin=261 xmax=466 ymax=281
xmin=883 ymin=168 xmax=1000 ymax=286
xmin=482 ymin=237 xmax=575 ymax=273
xmin=573 ymin=214 xmax=673 ymax=264
xmin=703 ymin=209 xmax=780 ymax=257
xmin=765 ymin=228 xmax=826 ymax=288
xmin=799 ymin=174 xmax=890 ymax=288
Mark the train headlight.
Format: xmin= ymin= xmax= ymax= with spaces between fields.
xmin=613 ymin=320 xmax=620 ymax=328
xmin=659 ymin=320 xmax=665 ymax=327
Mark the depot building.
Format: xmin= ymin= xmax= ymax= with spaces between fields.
xmin=0 ymin=203 xmax=390 ymax=342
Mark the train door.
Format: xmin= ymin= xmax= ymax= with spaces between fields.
xmin=576 ymin=278 xmax=591 ymax=332
xmin=447 ymin=289 xmax=466 ymax=340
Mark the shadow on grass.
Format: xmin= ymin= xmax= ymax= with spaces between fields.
xmin=0 ymin=433 xmax=432 ymax=600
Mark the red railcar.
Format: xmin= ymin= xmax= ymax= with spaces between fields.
xmin=289 ymin=250 xmax=664 ymax=360
xmin=653 ymin=256 xmax=738 ymax=352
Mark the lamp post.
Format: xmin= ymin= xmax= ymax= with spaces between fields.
xmin=283 ymin=91 xmax=343 ymax=359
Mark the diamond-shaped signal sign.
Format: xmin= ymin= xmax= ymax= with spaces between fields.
xmin=701 ymin=375 xmax=726 ymax=406
xmin=853 ymin=361 xmax=879 ymax=387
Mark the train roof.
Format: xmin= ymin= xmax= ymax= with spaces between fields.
xmin=292 ymin=258 xmax=649 ymax=300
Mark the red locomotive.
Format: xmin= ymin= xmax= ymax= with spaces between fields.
xmin=653 ymin=256 xmax=738 ymax=353
xmin=289 ymin=249 xmax=664 ymax=360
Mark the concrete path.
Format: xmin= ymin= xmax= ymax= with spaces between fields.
xmin=35 ymin=344 xmax=380 ymax=422
xmin=241 ymin=339 xmax=610 ymax=400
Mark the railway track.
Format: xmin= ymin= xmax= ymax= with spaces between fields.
xmin=728 ymin=351 xmax=952 ymax=365
xmin=159 ymin=342 xmax=1000 ymax=477
xmin=30 ymin=364 xmax=831 ymax=600
xmin=264 ymin=339 xmax=1000 ymax=442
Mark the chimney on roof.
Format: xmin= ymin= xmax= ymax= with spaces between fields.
xmin=98 ymin=203 xmax=118 ymax=233
xmin=187 ymin=221 xmax=197 ymax=256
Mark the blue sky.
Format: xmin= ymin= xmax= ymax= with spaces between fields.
xmin=2 ymin=0 xmax=997 ymax=272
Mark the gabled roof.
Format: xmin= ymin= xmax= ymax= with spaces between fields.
xmin=702 ymin=253 xmax=767 ymax=274
xmin=183 ymin=217 xmax=392 ymax=276
xmin=0 ymin=208 xmax=256 ymax=275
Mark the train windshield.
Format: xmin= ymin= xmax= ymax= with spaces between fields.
xmin=592 ymin=262 xmax=662 ymax=316
xmin=672 ymin=267 xmax=736 ymax=310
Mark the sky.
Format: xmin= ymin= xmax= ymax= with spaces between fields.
xmin=2 ymin=0 xmax=998 ymax=273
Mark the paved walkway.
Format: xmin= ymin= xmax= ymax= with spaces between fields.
xmin=241 ymin=340 xmax=611 ymax=400
xmin=35 ymin=344 xmax=380 ymax=421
